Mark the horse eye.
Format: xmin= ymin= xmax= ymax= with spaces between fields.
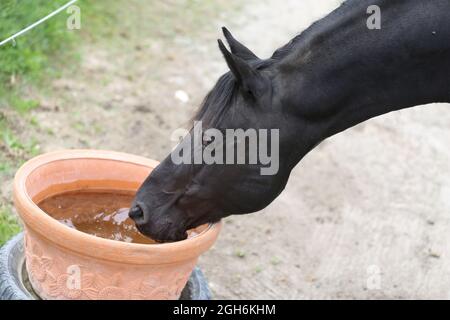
xmin=242 ymin=88 xmax=255 ymax=100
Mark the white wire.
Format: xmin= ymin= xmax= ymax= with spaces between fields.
xmin=0 ymin=0 xmax=78 ymax=47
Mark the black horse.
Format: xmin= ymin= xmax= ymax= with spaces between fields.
xmin=129 ymin=0 xmax=450 ymax=241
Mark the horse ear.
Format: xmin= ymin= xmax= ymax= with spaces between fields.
xmin=222 ymin=27 xmax=260 ymax=62
xmin=218 ymin=39 xmax=268 ymax=97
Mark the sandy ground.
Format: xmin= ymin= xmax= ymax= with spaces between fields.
xmin=4 ymin=0 xmax=450 ymax=299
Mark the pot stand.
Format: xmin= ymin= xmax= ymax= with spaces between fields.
xmin=0 ymin=233 xmax=211 ymax=300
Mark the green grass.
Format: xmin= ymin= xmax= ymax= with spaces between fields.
xmin=0 ymin=206 xmax=21 ymax=246
xmin=0 ymin=0 xmax=94 ymax=173
xmin=0 ymin=0 xmax=238 ymax=107
xmin=0 ymin=0 xmax=114 ymax=106
xmin=9 ymin=96 xmax=39 ymax=114
xmin=0 ymin=0 xmax=76 ymax=84
xmin=0 ymin=116 xmax=40 ymax=157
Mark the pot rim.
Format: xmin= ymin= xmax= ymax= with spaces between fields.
xmin=13 ymin=149 xmax=221 ymax=265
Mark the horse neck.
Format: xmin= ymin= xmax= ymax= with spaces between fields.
xmin=277 ymin=0 xmax=450 ymax=140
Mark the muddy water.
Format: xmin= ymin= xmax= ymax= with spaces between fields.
xmin=38 ymin=191 xmax=157 ymax=244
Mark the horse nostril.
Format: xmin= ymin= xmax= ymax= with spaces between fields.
xmin=129 ymin=205 xmax=144 ymax=220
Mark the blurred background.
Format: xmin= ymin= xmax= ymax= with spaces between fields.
xmin=1 ymin=0 xmax=450 ymax=299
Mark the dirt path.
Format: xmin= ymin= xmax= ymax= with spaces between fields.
xmin=6 ymin=0 xmax=450 ymax=299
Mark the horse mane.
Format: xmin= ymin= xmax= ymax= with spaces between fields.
xmin=192 ymin=71 xmax=238 ymax=129
xmin=191 ymin=58 xmax=275 ymax=129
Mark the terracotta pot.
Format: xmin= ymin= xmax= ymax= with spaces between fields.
xmin=13 ymin=150 xmax=221 ymax=300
